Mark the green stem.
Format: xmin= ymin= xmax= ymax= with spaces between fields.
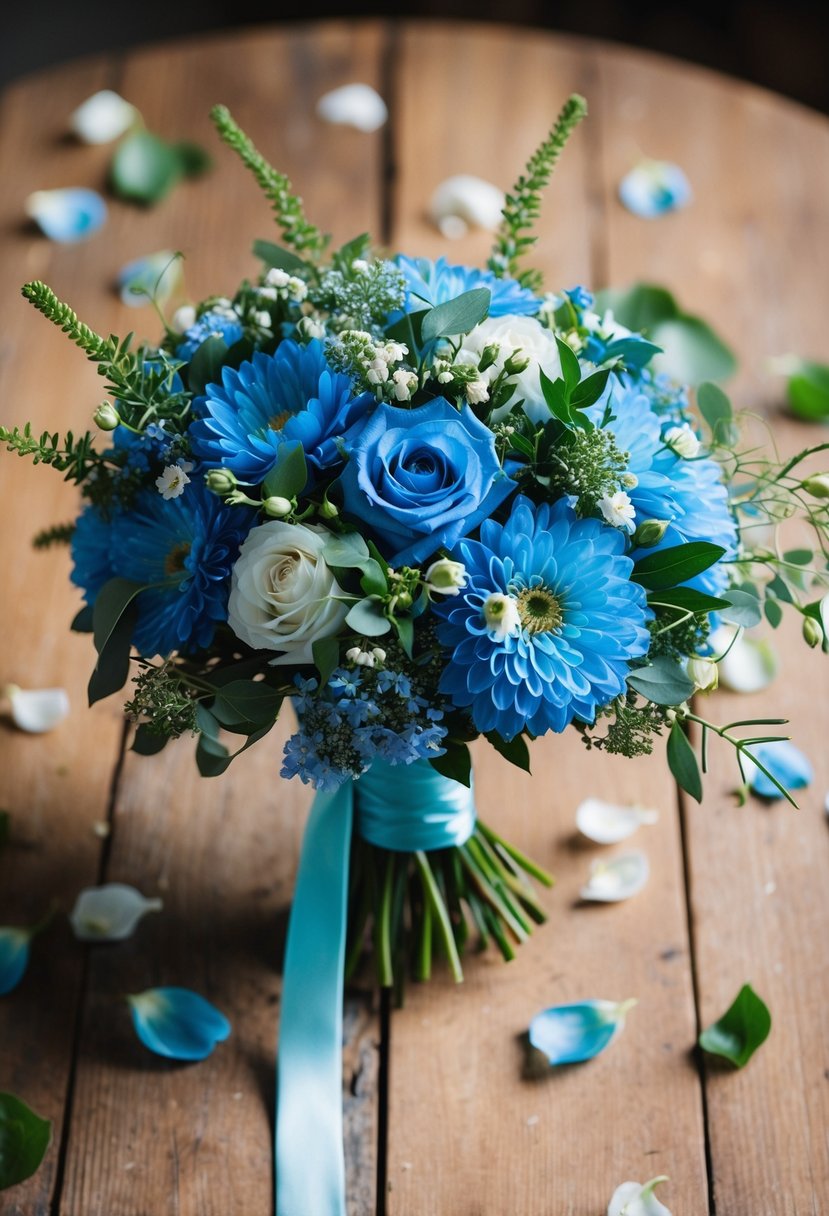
xmin=477 ymin=822 xmax=554 ymax=886
xmin=374 ymin=853 xmax=395 ymax=989
xmin=414 ymin=851 xmax=464 ymax=983
xmin=415 ymin=880 xmax=433 ymax=983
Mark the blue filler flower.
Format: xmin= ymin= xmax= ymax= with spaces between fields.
xmin=190 ymin=340 xmax=373 ymax=483
xmin=434 ymin=496 xmax=650 ymax=739
xmin=395 ymin=256 xmax=540 ymax=318
xmin=176 ymin=309 xmax=244 ymax=360
xmin=127 ymin=986 xmax=231 ymax=1060
xmin=0 ymin=927 xmax=31 ymax=996
xmin=529 ymin=999 xmax=636 ymax=1065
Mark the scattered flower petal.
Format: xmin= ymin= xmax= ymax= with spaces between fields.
xmin=580 ymin=851 xmax=650 ymax=902
xmin=24 ymin=188 xmax=107 ymax=243
xmin=528 ymin=998 xmax=635 ymax=1065
xmin=70 ymin=883 xmax=163 ymax=942
xmin=608 ymin=1176 xmax=672 ymax=1216
xmin=0 ymin=928 xmax=31 ymax=996
xmin=127 ymin=986 xmax=231 ymax=1060
xmin=699 ymin=983 xmax=771 ymax=1067
xmin=710 ymin=625 xmax=777 ymax=693
xmin=742 ymin=740 xmax=813 ymax=800
xmin=3 ymin=685 xmax=70 ymax=733
xmin=118 ymin=250 xmax=181 ymax=307
xmin=69 ymin=89 xmax=138 ymax=144
xmin=316 ymin=83 xmax=387 ymax=132
xmin=575 ymin=798 xmax=658 ymax=844
xmin=618 ymin=160 xmax=692 ymax=218
xmin=429 ymin=175 xmax=505 ymax=239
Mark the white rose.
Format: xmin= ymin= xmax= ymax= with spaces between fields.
xmin=228 ymin=522 xmax=348 ymax=664
xmin=458 ymin=314 xmax=562 ymax=423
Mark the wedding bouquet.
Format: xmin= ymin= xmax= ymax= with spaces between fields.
xmin=4 ymin=96 xmax=828 ymax=1213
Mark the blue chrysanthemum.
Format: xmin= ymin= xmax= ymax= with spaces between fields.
xmin=176 ymin=310 xmax=244 ymax=360
xmin=72 ymin=483 xmax=254 ymax=657
xmin=434 ymin=496 xmax=650 ymax=740
xmin=592 ymin=384 xmax=683 ymax=523
xmin=395 ymin=256 xmax=540 ymax=318
xmin=189 ymin=340 xmax=374 ymax=483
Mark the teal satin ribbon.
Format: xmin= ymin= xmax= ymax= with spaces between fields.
xmin=275 ymin=760 xmax=476 ymax=1215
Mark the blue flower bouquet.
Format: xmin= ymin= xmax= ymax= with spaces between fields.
xmin=4 ymin=96 xmax=828 ymax=1213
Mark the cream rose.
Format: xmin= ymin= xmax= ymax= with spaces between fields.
xmin=458 ymin=314 xmax=563 ymax=424
xmin=227 ymin=521 xmax=348 ymax=664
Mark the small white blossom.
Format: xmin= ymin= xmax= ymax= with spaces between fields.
xmin=599 ymin=491 xmax=636 ymax=533
xmin=253 ymin=310 xmax=273 ymax=329
xmin=620 ymin=471 xmax=639 ymax=489
xmin=664 ymin=423 xmax=700 ymax=459
xmin=171 ymin=304 xmax=196 ymax=333
xmin=384 ymin=341 xmax=408 ymax=363
xmin=687 ymin=657 xmax=719 ymax=693
xmin=465 ymin=379 xmax=490 ymax=405
xmin=297 ymin=315 xmax=326 ymax=341
xmin=257 ymin=285 xmax=278 ymax=301
xmin=345 ymin=645 xmax=376 ymax=668
xmin=287 ymin=276 xmax=308 ymax=302
xmin=437 ymin=370 xmax=454 ymax=384
xmin=265 ymin=268 xmax=290 ymax=288
xmin=371 ymin=647 xmax=387 ymax=663
xmin=351 ymin=258 xmax=370 ymax=273
xmin=425 ymin=559 xmax=467 ymax=596
xmin=483 ymin=592 xmax=521 ymax=640
xmin=155 ymin=464 xmax=191 ymax=500
xmin=392 ymin=369 xmax=416 ymax=402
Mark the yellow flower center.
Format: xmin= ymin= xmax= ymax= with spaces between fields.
xmin=268 ymin=410 xmax=292 ymax=432
xmin=165 ymin=542 xmax=191 ymax=577
xmin=516 ymin=586 xmax=562 ymax=634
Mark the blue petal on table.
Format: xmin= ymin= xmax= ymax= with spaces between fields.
xmin=127 ymin=987 xmax=231 ymax=1060
xmin=742 ymin=739 xmax=813 ymax=800
xmin=24 ymin=188 xmax=107 ymax=242
xmin=0 ymin=927 xmax=31 ymax=996
xmin=118 ymin=250 xmax=181 ymax=307
xmin=528 ymin=998 xmax=636 ymax=1065
xmin=618 ymin=160 xmax=692 ymax=218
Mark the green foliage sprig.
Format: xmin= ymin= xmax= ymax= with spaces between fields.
xmin=32 ymin=522 xmax=76 ymax=549
xmin=0 ymin=423 xmax=97 ymax=483
xmin=210 ymin=104 xmax=329 ymax=258
xmin=489 ymin=94 xmax=588 ymax=291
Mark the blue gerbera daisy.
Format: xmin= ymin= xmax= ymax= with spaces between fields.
xmin=72 ymin=483 xmax=254 ymax=657
xmin=434 ymin=496 xmax=650 ymax=740
xmin=592 ymin=383 xmax=683 ymax=524
xmin=395 ymin=256 xmax=540 ymax=319
xmin=189 ymin=340 xmax=374 ymax=484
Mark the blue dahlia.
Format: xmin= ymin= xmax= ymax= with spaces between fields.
xmin=434 ymin=496 xmax=651 ymax=740
xmin=176 ymin=309 xmax=244 ymax=360
xmin=189 ymin=340 xmax=374 ymax=483
xmin=395 ymin=256 xmax=540 ymax=319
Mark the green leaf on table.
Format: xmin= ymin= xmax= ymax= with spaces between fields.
xmin=252 ymin=239 xmax=311 ymax=276
xmin=633 ymin=542 xmax=726 ymax=591
xmin=110 ymin=131 xmax=182 ymax=204
xmin=718 ymin=589 xmax=762 ymax=628
xmin=131 ymin=724 xmax=169 ymax=756
xmin=627 ymin=656 xmax=695 ymax=706
xmin=345 ymin=597 xmax=390 ymax=637
xmin=186 ymin=335 xmax=228 ymax=396
xmin=485 ymin=731 xmax=531 ymax=774
xmin=171 ymin=140 xmax=212 ymax=178
xmin=699 ymin=983 xmax=771 ymax=1067
xmin=696 ymin=381 xmax=736 ymax=442
xmin=784 ymin=359 xmax=829 ymax=421
xmin=211 ymin=680 xmax=282 ymax=734
xmin=429 ymin=740 xmax=472 ymax=787
xmin=666 ymin=720 xmax=703 ymax=802
xmin=421 ymin=288 xmax=490 ymax=343
xmin=0 ymin=1091 xmax=52 ymax=1191
xmin=261 ymin=442 xmax=307 ymax=500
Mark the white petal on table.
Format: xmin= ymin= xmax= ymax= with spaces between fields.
xmin=3 ymin=685 xmax=70 ymax=733
xmin=69 ymin=89 xmax=138 ymax=144
xmin=70 ymin=883 xmax=163 ymax=942
xmin=575 ymin=797 xmax=658 ymax=844
xmin=608 ymin=1177 xmax=672 ymax=1216
xmin=316 ymin=84 xmax=388 ymax=132
xmin=580 ymin=851 xmax=650 ymax=902
xmin=429 ymin=175 xmax=505 ymax=239
xmin=710 ymin=625 xmax=777 ymax=693
xmin=25 ymin=188 xmax=107 ymax=243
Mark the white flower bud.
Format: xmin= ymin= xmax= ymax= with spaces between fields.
xmin=687 ymin=657 xmax=718 ymax=693
xmin=437 ymin=370 xmax=454 ymax=384
xmin=171 ymin=304 xmax=196 ymax=333
xmin=93 ymin=402 xmax=120 ymax=431
xmin=205 ymin=468 xmax=238 ymax=496
xmin=351 ymin=259 xmax=370 ymax=273
xmin=801 ymin=474 xmax=829 ymax=500
xmin=371 ymin=647 xmax=387 ymax=662
xmin=253 ymin=310 xmax=273 ymax=329
xmin=466 ymin=379 xmax=490 ymax=405
xmin=262 ymin=496 xmax=293 ymax=518
xmin=425 ymin=558 xmax=467 ymax=596
xmin=265 ymin=268 xmax=290 ymax=288
xmin=664 ymin=424 xmax=701 ymax=459
xmin=620 ymin=472 xmax=639 ymax=489
xmin=288 ymin=276 xmax=308 ymax=302
xmin=599 ymin=491 xmax=636 ymax=533
xmin=257 ymin=286 xmax=278 ymax=301
xmin=483 ymin=592 xmax=521 ymax=640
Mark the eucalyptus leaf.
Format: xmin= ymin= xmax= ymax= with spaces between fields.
xmin=252 ymin=239 xmax=310 ymax=275
xmin=322 ymin=531 xmax=371 ymax=570
xmin=196 ymin=732 xmax=231 ymax=777
xmin=764 ymin=597 xmax=784 ymax=628
xmin=392 ymin=614 xmax=414 ymax=658
xmin=110 ymin=131 xmax=182 ymax=204
xmin=92 ymin=578 xmax=144 ymax=655
xmin=211 ymin=680 xmax=282 ymax=733
xmin=597 ymin=284 xmax=677 ymax=331
xmin=421 ymin=288 xmax=490 ymax=342
xmin=345 ymin=598 xmax=390 ymax=637
xmin=650 ymin=316 xmax=737 ymax=386
xmin=0 ymin=1092 xmax=52 ymax=1191
xmin=785 ymin=359 xmax=829 ymax=421
xmin=697 ymin=381 xmax=734 ymax=441
xmin=131 ymin=724 xmax=169 ymax=755
xmin=699 ymin=983 xmax=771 ymax=1067
xmin=666 ymin=720 xmax=703 ymax=802
xmin=262 ymin=442 xmax=307 ymax=500
xmin=359 ymin=559 xmax=388 ymax=598
xmin=633 ymin=542 xmax=726 ymax=591
xmin=627 ymin=656 xmax=695 ymax=706
xmin=88 ymin=580 xmax=142 ymax=705
xmin=719 ymin=589 xmax=762 ymax=628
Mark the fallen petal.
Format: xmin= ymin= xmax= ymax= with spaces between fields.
xmin=69 ymin=89 xmax=138 ymax=144
xmin=618 ymin=160 xmax=691 ymax=218
xmin=742 ymin=740 xmax=812 ymax=800
xmin=711 ymin=625 xmax=777 ymax=693
xmin=316 ymin=83 xmax=388 ymax=132
xmin=0 ymin=928 xmax=31 ymax=996
xmin=528 ymin=998 xmax=635 ymax=1065
xmin=70 ymin=883 xmax=163 ymax=942
xmin=608 ymin=1176 xmax=672 ymax=1216
xmin=118 ymin=250 xmax=181 ymax=307
xmin=3 ymin=685 xmax=70 ymax=733
xmin=25 ymin=188 xmax=107 ymax=243
xmin=128 ymin=987 xmax=231 ymax=1060
xmin=429 ymin=174 xmax=505 ymax=238
xmin=575 ymin=797 xmax=658 ymax=844
xmin=580 ymin=851 xmax=649 ymax=902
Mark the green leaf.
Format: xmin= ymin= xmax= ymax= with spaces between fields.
xmin=555 ymin=335 xmax=581 ymax=392
xmin=648 ymin=587 xmax=730 ymax=614
xmin=570 ymin=367 xmax=610 ymax=410
xmin=345 ymin=598 xmax=390 ymax=637
xmin=667 ymin=720 xmax=703 ymax=802
xmin=196 ymin=731 xmax=231 ymax=777
xmin=359 ymin=559 xmax=388 ymax=598
xmin=539 ymin=368 xmax=572 ymax=426
xmin=651 ymin=317 xmax=737 ymax=386
xmin=697 ymin=381 xmax=734 ymax=442
xmin=596 ymin=284 xmax=678 ymax=331
xmin=633 ymin=542 xmax=726 ymax=591
xmin=92 ymin=578 xmax=144 ymax=655
xmin=131 ymin=724 xmax=169 ymax=756
xmin=172 ymin=141 xmax=212 ymax=178
xmin=186 ymin=335 xmax=228 ymax=396
xmin=110 ymin=131 xmax=182 ymax=204
xmin=0 ymin=1091 xmax=52 ymax=1191
xmin=764 ymin=597 xmax=784 ymax=628
xmin=89 ymin=578 xmax=143 ymax=706
xmin=385 ymin=308 xmax=426 ymax=355
xmin=421 ymin=288 xmax=490 ymax=343
xmin=391 ymin=614 xmax=414 ymax=658
xmin=312 ymin=637 xmax=340 ymax=687
xmin=627 ymin=656 xmax=695 ymax=706
xmin=71 ymin=605 xmax=94 ymax=633
xmin=485 ymin=731 xmax=531 ymax=773
xmin=429 ymin=741 xmax=472 ymax=787
xmin=766 ymin=574 xmax=793 ymax=604
xmin=322 ymin=530 xmax=370 ymax=568
xmin=785 ymin=359 xmax=829 ymax=421
xmin=261 ymin=442 xmax=307 ymax=500
xmin=719 ymin=589 xmax=762 ymax=628
xmin=783 ymin=548 xmax=813 ymax=566
xmin=252 ymin=239 xmax=310 ymax=275
xmin=699 ymin=983 xmax=771 ymax=1068
xmin=211 ymin=680 xmax=282 ymax=733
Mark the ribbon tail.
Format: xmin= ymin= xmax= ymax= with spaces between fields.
xmin=276 ymin=781 xmax=354 ymax=1216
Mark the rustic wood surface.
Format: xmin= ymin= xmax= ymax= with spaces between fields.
xmin=1 ymin=20 xmax=827 ymax=1216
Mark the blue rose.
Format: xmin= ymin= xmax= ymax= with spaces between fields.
xmin=339 ymin=398 xmax=515 ymax=566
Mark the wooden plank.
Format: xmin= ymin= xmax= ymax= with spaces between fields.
xmin=0 ymin=54 xmax=132 ymax=1216
xmin=594 ymin=46 xmax=829 ymax=1214
xmin=384 ymin=26 xmax=709 ymax=1216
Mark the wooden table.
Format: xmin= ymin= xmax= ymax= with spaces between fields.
xmin=1 ymin=20 xmax=828 ymax=1216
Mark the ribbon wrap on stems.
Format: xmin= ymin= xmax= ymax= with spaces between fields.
xmin=275 ymin=759 xmax=476 ymax=1216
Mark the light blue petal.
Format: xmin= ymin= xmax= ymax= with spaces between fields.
xmin=25 ymin=188 xmax=107 ymax=242
xmin=528 ymin=998 xmax=635 ymax=1064
xmin=618 ymin=161 xmax=692 ymax=219
xmin=128 ymin=986 xmax=231 ymax=1060
xmin=118 ymin=250 xmax=180 ymax=307
xmin=743 ymin=740 xmax=813 ymax=800
xmin=0 ymin=928 xmax=31 ymax=996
